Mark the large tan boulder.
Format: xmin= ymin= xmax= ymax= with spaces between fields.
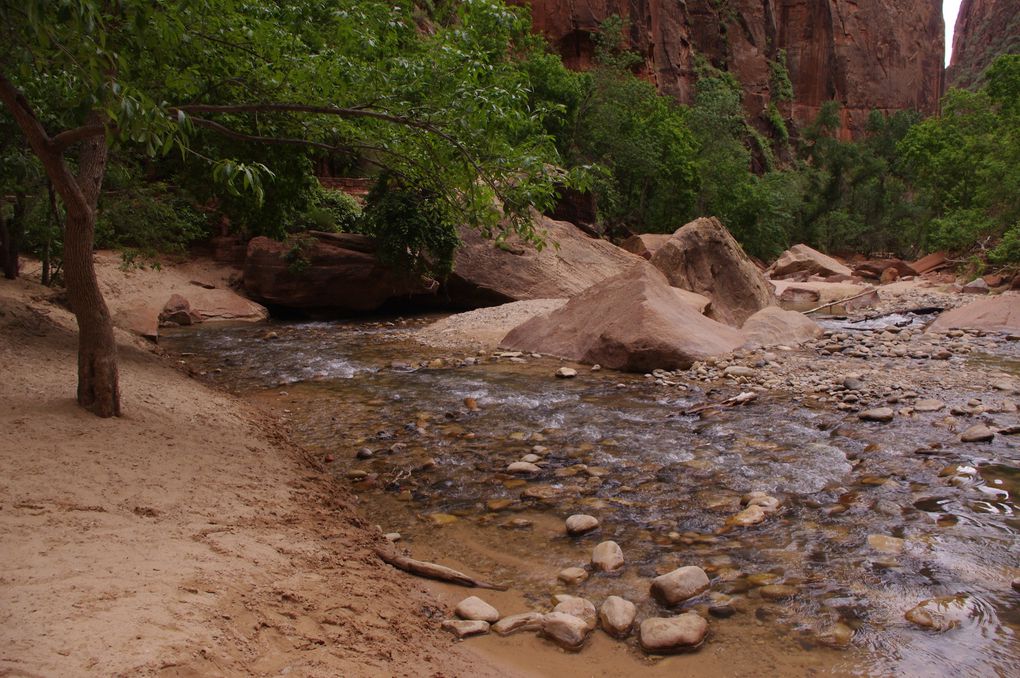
xmin=768 ymin=244 xmax=852 ymax=280
xmin=927 ymin=295 xmax=1020 ymax=334
xmin=742 ymin=307 xmax=823 ymax=349
xmin=444 ymin=215 xmax=643 ymax=308
xmin=500 ymin=265 xmax=745 ymax=372
xmin=620 ymin=233 xmax=671 ymax=260
xmin=649 ymin=217 xmax=775 ymax=327
xmin=243 ymin=232 xmax=432 ymax=313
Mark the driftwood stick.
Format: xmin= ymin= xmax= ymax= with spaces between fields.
xmin=375 ymin=547 xmax=509 ymax=591
xmin=683 ymin=391 xmax=757 ymax=416
xmin=803 ymin=288 xmax=877 ymax=315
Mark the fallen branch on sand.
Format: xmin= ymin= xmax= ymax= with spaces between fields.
xmin=375 ymin=547 xmax=509 ymax=590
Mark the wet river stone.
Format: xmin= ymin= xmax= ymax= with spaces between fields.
xmin=759 ymin=584 xmax=798 ymax=600
xmin=913 ymin=399 xmax=946 ymax=412
xmin=492 ymin=612 xmax=543 ymax=636
xmin=639 ymin=613 xmax=709 ymax=654
xmin=591 ymin=541 xmax=625 ymax=572
xmin=553 ymin=597 xmax=597 ymax=631
xmin=558 ymin=567 xmax=589 ymax=585
xmin=599 ymin=596 xmax=637 ymax=639
xmin=556 ymin=367 xmax=578 ymax=379
xmin=859 ymin=407 xmax=894 ymax=422
xmin=960 ymin=424 xmax=995 ymax=443
xmin=540 ymin=611 xmax=591 ymax=650
xmin=442 ymin=619 xmax=490 ymax=638
xmin=651 ymin=566 xmax=711 ymax=606
xmin=565 ymin=513 xmax=600 ymax=535
xmin=507 ymin=461 xmax=540 ymax=474
xmin=455 ymin=596 xmax=500 ymax=623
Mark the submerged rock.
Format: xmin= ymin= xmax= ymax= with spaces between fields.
xmin=558 ymin=567 xmax=589 ymax=585
xmin=905 ymin=595 xmax=973 ymax=631
xmin=639 ymin=613 xmax=709 ymax=654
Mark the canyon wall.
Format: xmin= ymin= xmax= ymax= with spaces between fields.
xmin=949 ymin=0 xmax=1020 ymax=89
xmin=519 ymin=1 xmax=945 ymax=139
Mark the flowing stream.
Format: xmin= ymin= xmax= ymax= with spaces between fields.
xmin=163 ymin=317 xmax=1019 ymax=677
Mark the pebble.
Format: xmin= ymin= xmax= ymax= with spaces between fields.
xmin=639 ymin=613 xmax=708 ymax=654
xmin=565 ymin=514 xmax=600 ymax=535
xmin=960 ymin=423 xmax=995 ymax=443
xmin=455 ymin=596 xmax=500 ymax=623
xmin=556 ymin=367 xmax=578 ymax=379
xmin=723 ymin=366 xmax=755 ymax=378
xmin=553 ymin=597 xmax=597 ymax=631
xmin=540 ymin=611 xmax=591 ymax=650
xmin=651 ymin=566 xmax=711 ymax=606
xmin=558 ymin=567 xmax=589 ymax=585
xmin=599 ymin=596 xmax=637 ymax=639
xmin=507 ymin=461 xmax=541 ymax=474
xmin=913 ymin=399 xmax=946 ymax=412
xmin=727 ymin=504 xmax=767 ymax=527
xmin=591 ymin=541 xmax=625 ymax=572
xmin=383 ymin=532 xmax=401 ymax=542
xmin=859 ymin=407 xmax=894 ymax=422
xmin=492 ymin=612 xmax=543 ymax=636
xmin=758 ymin=584 xmax=798 ymax=600
xmin=441 ymin=619 xmax=489 ymax=638
xmin=867 ymin=534 xmax=905 ymax=554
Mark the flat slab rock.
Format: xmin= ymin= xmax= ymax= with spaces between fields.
xmin=492 ymin=612 xmax=543 ymax=636
xmin=639 ymin=613 xmax=709 ymax=654
xmin=441 ymin=619 xmax=490 ymax=638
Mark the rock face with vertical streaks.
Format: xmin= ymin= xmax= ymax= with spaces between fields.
xmin=948 ymin=0 xmax=1020 ymax=89
xmin=516 ymin=1 xmax=944 ymax=139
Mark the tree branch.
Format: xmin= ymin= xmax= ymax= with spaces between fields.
xmin=51 ymin=124 xmax=106 ymax=151
xmin=0 ymin=70 xmax=87 ymax=212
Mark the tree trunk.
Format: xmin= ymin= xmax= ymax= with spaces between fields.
xmin=63 ymin=119 xmax=120 ymax=417
xmin=0 ymin=193 xmax=22 ymax=279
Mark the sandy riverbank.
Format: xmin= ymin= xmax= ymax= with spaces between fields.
xmin=0 ymin=267 xmax=508 ymax=677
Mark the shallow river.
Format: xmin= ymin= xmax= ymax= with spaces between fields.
xmin=163 ymin=317 xmax=1019 ymax=677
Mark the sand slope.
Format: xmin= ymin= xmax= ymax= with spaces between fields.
xmin=0 ymin=275 xmax=501 ymax=677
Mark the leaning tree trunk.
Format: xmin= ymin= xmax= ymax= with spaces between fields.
xmin=63 ymin=118 xmax=120 ymax=417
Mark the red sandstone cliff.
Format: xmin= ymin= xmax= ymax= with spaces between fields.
xmin=949 ymin=0 xmax=1020 ymax=89
xmin=518 ymin=1 xmax=944 ymax=139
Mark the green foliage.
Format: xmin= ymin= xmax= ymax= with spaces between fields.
xmin=769 ymin=50 xmax=794 ymax=103
xmin=360 ymin=177 xmax=461 ymax=275
xmin=2 ymin=0 xmax=568 ymax=266
xmin=899 ymin=54 xmax=1020 ymax=261
xmin=95 ymin=182 xmax=208 ymax=261
xmin=301 ymin=187 xmax=362 ymax=233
